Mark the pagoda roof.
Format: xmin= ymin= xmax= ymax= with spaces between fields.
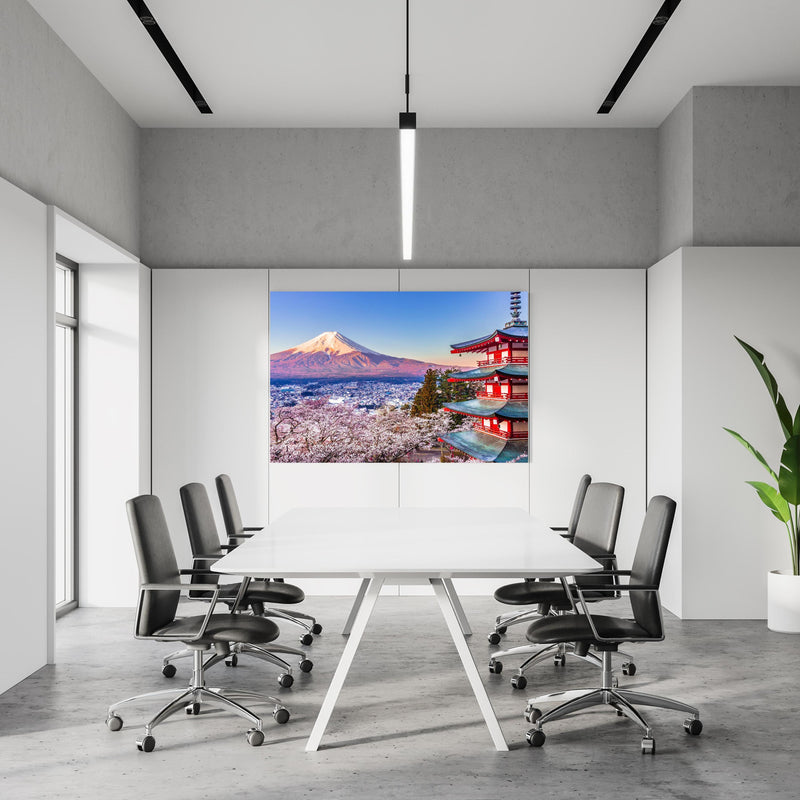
xmin=448 ymin=364 xmax=528 ymax=382
xmin=450 ymin=325 xmax=528 ymax=353
xmin=439 ymin=430 xmax=528 ymax=463
xmin=444 ymin=398 xmax=528 ymax=420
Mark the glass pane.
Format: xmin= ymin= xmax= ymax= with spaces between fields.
xmin=55 ymin=265 xmax=66 ymax=316
xmin=55 ymin=324 xmax=75 ymax=608
xmin=55 ymin=262 xmax=75 ymax=318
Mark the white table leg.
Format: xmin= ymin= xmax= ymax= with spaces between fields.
xmin=442 ymin=577 xmax=472 ymax=635
xmin=341 ymin=577 xmax=371 ymax=636
xmin=430 ymin=578 xmax=508 ymax=751
xmin=306 ymin=576 xmax=384 ymax=751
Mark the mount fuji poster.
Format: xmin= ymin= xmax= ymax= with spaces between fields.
xmin=269 ymin=291 xmax=529 ymax=464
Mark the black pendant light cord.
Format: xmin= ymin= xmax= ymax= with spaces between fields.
xmin=405 ymin=0 xmax=410 ymax=113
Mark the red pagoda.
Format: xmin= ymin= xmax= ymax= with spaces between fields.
xmin=439 ymin=292 xmax=528 ymax=463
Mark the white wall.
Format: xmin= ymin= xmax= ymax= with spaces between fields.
xmin=78 ymin=262 xmax=150 ymax=606
xmin=152 ymin=269 xmax=270 ymax=571
xmin=646 ymin=251 xmax=684 ymax=615
xmin=647 ymin=247 xmax=800 ymax=618
xmin=0 ymin=177 xmax=48 ymax=693
xmin=530 ymin=269 xmax=647 ymax=572
xmin=152 ymin=267 xmax=646 ymax=596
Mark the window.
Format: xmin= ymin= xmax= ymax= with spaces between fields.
xmin=55 ymin=257 xmax=77 ymax=615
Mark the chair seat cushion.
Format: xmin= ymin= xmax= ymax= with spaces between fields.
xmin=154 ymin=613 xmax=280 ymax=645
xmin=217 ymin=580 xmax=305 ymax=605
xmin=494 ymin=581 xmax=614 ymax=609
xmin=494 ymin=581 xmax=567 ymax=606
xmin=526 ymin=613 xmax=649 ymax=645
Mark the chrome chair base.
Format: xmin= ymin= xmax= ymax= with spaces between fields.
xmin=489 ymin=640 xmax=635 ymax=690
xmin=107 ymin=647 xmax=290 ymax=750
xmin=523 ymin=650 xmax=701 ymax=751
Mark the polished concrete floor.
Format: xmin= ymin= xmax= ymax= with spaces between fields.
xmin=0 ymin=595 xmax=796 ymax=799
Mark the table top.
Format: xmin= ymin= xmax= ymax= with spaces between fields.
xmin=211 ymin=506 xmax=601 ymax=580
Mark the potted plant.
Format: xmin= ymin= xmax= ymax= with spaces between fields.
xmin=724 ymin=337 xmax=800 ymax=632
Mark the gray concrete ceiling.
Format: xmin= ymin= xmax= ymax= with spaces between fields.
xmin=27 ymin=0 xmax=800 ymax=128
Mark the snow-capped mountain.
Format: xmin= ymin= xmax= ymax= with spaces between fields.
xmin=270 ymin=331 xmax=455 ymax=378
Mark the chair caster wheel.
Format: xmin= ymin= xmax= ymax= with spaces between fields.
xmin=162 ymin=664 xmax=177 ymax=678
xmin=225 ymin=654 xmax=239 ymax=667
xmin=684 ymin=718 xmax=703 ymax=736
xmin=273 ymin=707 xmax=290 ymax=725
xmin=299 ymin=658 xmax=313 ymax=673
xmin=554 ymin=654 xmax=566 ymax=667
xmin=641 ymin=736 xmax=655 ymax=754
xmin=106 ymin=713 xmax=123 ymax=732
xmin=622 ymin=662 xmax=636 ymax=676
xmin=488 ymin=659 xmax=503 ymax=674
xmin=278 ymin=673 xmax=294 ymax=688
xmin=311 ymin=623 xmax=323 ymax=635
xmin=247 ymin=728 xmax=265 ymax=746
xmin=524 ymin=705 xmax=542 ymax=724
xmin=510 ymin=674 xmax=527 ymax=690
xmin=487 ymin=632 xmax=502 ymax=645
xmin=526 ymin=728 xmax=546 ymax=747
xmin=186 ymin=702 xmax=200 ymax=715
xmin=137 ymin=734 xmax=156 ymax=752
xmin=497 ymin=626 xmax=507 ymax=634
xmin=300 ymin=633 xmax=314 ymax=646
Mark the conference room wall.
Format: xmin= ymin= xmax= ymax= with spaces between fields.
xmin=0 ymin=176 xmax=49 ymax=695
xmin=152 ymin=269 xmax=270 ymax=577
xmin=78 ymin=263 xmax=150 ymax=607
xmin=151 ymin=266 xmax=645 ymax=596
xmin=530 ymin=269 xmax=647 ymax=576
xmin=649 ymin=247 xmax=800 ymax=619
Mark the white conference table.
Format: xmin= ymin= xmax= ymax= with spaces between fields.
xmin=212 ymin=506 xmax=601 ymax=751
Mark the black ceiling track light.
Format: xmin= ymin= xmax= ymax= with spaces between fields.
xmin=126 ymin=0 xmax=212 ymax=114
xmin=597 ymin=0 xmax=683 ymax=114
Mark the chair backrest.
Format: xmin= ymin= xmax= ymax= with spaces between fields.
xmin=215 ymin=473 xmax=244 ymax=540
xmin=629 ymin=495 xmax=676 ymax=636
xmin=572 ymin=482 xmax=624 ymax=556
xmin=126 ymin=495 xmax=181 ymax=637
xmin=565 ymin=474 xmax=592 ymax=540
xmin=180 ymin=482 xmax=223 ymax=589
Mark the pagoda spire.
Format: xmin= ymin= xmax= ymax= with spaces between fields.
xmin=505 ymin=291 xmax=527 ymax=329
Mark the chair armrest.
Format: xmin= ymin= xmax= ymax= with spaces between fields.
xmin=243 ymin=526 xmax=263 ymax=532
xmin=135 ymin=583 xmax=221 ymax=641
xmin=571 ymin=582 xmax=665 ymax=644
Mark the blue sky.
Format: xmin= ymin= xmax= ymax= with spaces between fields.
xmin=270 ymin=291 xmax=528 ymax=365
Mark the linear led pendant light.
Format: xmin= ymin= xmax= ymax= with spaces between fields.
xmin=399 ymin=0 xmax=416 ymax=260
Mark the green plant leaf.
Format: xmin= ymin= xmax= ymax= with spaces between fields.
xmin=793 ymin=405 xmax=800 ymax=436
xmin=723 ymin=427 xmax=778 ymax=481
xmin=778 ymin=434 xmax=800 ymax=506
xmin=746 ymin=480 xmax=791 ymax=523
xmin=735 ymin=337 xmax=794 ymax=439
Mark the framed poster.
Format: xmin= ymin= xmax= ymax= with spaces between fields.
xmin=270 ymin=291 xmax=528 ymax=463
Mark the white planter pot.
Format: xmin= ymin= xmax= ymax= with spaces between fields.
xmin=767 ymin=569 xmax=800 ymax=633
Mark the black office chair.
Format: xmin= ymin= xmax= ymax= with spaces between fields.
xmin=105 ymin=495 xmax=290 ymax=752
xmin=216 ymin=473 xmax=322 ymax=638
xmin=488 ymin=481 xmax=626 ymax=689
xmin=487 ymin=474 xmax=592 ymax=644
xmin=170 ymin=482 xmax=314 ymax=687
xmin=523 ymin=495 xmax=703 ymax=753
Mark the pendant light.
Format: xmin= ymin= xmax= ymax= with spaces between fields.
xmin=399 ymin=0 xmax=416 ymax=261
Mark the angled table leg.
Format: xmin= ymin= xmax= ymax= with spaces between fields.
xmin=306 ymin=576 xmax=384 ymax=751
xmin=442 ymin=577 xmax=472 ymax=635
xmin=341 ymin=577 xmax=371 ymax=636
xmin=430 ymin=578 xmax=508 ymax=751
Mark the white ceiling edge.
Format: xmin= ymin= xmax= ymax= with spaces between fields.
xmin=54 ymin=208 xmax=139 ymax=265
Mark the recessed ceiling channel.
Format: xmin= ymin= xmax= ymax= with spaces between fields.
xmin=126 ymin=0 xmax=212 ymax=114
xmin=597 ymin=0 xmax=683 ymax=114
